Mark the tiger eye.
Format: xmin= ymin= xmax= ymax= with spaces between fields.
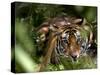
xmin=72 ymin=30 xmax=76 ymax=32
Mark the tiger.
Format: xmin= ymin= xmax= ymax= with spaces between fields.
xmin=35 ymin=16 xmax=94 ymax=71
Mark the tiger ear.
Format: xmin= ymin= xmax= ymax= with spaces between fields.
xmin=81 ymin=18 xmax=87 ymax=25
xmin=37 ymin=21 xmax=50 ymax=34
xmin=73 ymin=18 xmax=87 ymax=25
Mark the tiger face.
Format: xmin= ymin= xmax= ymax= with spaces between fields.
xmin=60 ymin=29 xmax=81 ymax=61
xmin=49 ymin=17 xmax=87 ymax=61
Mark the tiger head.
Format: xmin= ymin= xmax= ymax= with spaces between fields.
xmin=51 ymin=17 xmax=93 ymax=61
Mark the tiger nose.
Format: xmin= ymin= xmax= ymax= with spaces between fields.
xmin=71 ymin=53 xmax=79 ymax=61
xmin=71 ymin=55 xmax=77 ymax=60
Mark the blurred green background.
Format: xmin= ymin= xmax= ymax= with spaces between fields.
xmin=11 ymin=2 xmax=97 ymax=73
